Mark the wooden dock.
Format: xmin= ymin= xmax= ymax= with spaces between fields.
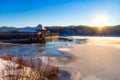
xmin=0 ymin=33 xmax=59 ymax=43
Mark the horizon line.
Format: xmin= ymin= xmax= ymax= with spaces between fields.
xmin=0 ymin=24 xmax=119 ymax=28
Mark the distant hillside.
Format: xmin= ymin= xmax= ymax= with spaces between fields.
xmin=0 ymin=25 xmax=120 ymax=36
xmin=46 ymin=25 xmax=120 ymax=36
xmin=0 ymin=26 xmax=35 ymax=32
xmin=0 ymin=26 xmax=18 ymax=32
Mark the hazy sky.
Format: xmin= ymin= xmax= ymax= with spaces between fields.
xmin=0 ymin=0 xmax=120 ymax=27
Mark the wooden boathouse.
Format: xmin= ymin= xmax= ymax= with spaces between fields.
xmin=0 ymin=24 xmax=59 ymax=43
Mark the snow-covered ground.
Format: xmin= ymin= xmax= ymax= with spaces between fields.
xmin=57 ymin=36 xmax=120 ymax=80
xmin=0 ymin=58 xmax=33 ymax=80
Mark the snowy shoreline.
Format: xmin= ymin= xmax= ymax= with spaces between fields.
xmin=0 ymin=55 xmax=81 ymax=80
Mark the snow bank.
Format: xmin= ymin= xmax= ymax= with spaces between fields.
xmin=58 ymin=48 xmax=70 ymax=52
xmin=0 ymin=58 xmax=34 ymax=80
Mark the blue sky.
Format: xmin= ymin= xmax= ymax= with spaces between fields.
xmin=0 ymin=0 xmax=120 ymax=27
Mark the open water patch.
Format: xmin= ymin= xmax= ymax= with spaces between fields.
xmin=0 ymin=38 xmax=87 ymax=57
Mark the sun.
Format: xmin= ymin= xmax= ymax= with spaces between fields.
xmin=91 ymin=15 xmax=109 ymax=27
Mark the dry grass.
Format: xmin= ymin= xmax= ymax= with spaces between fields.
xmin=12 ymin=57 xmax=29 ymax=69
xmin=0 ymin=54 xmax=60 ymax=80
xmin=0 ymin=54 xmax=12 ymax=60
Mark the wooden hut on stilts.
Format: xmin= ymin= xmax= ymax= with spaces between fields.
xmin=35 ymin=24 xmax=46 ymax=43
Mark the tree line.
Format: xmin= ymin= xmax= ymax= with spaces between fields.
xmin=46 ymin=25 xmax=120 ymax=36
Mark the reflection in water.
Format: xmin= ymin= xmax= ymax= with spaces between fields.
xmin=0 ymin=44 xmax=46 ymax=57
xmin=0 ymin=38 xmax=87 ymax=57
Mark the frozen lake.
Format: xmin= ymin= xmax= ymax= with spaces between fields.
xmin=0 ymin=38 xmax=87 ymax=57
xmin=0 ymin=36 xmax=120 ymax=80
xmin=57 ymin=36 xmax=120 ymax=80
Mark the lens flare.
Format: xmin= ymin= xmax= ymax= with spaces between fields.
xmin=91 ymin=15 xmax=109 ymax=27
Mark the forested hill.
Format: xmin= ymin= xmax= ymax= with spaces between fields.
xmin=0 ymin=25 xmax=120 ymax=36
xmin=46 ymin=25 xmax=120 ymax=36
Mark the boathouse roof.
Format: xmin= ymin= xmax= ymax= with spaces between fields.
xmin=19 ymin=29 xmax=37 ymax=33
xmin=35 ymin=24 xmax=46 ymax=31
xmin=19 ymin=24 xmax=46 ymax=33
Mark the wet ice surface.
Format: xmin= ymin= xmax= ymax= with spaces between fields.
xmin=0 ymin=38 xmax=87 ymax=57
